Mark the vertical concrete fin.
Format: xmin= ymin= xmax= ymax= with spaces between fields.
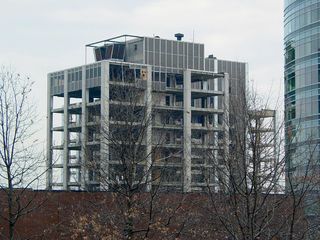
xmin=183 ymin=69 xmax=192 ymax=192
xmin=100 ymin=61 xmax=110 ymax=190
xmin=46 ymin=73 xmax=53 ymax=190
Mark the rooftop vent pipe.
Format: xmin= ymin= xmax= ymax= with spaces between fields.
xmin=174 ymin=33 xmax=184 ymax=41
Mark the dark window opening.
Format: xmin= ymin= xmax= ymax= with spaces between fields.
xmin=166 ymin=96 xmax=171 ymax=106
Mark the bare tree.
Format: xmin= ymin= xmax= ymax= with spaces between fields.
xmin=203 ymin=87 xmax=316 ymax=240
xmin=71 ymin=75 xmax=190 ymax=239
xmin=0 ymin=68 xmax=45 ymax=240
xmin=285 ymin=124 xmax=320 ymax=240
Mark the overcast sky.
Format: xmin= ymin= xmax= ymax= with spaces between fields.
xmin=0 ymin=0 xmax=284 ymax=143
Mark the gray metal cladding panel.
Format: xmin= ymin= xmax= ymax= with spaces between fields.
xmin=153 ymin=66 xmax=160 ymax=72
xmin=179 ymin=56 xmax=183 ymax=69
xmin=50 ymin=71 xmax=65 ymax=95
xmin=217 ymin=60 xmax=246 ymax=80
xmin=144 ymin=51 xmax=148 ymax=64
xmin=188 ymin=43 xmax=194 ymax=69
xmin=148 ymin=52 xmax=154 ymax=65
xmin=205 ymin=59 xmax=209 ymax=71
xmin=178 ymin=42 xmax=183 ymax=55
xmin=167 ymin=54 xmax=172 ymax=67
xmin=199 ymin=58 xmax=204 ymax=70
xmin=167 ymin=41 xmax=172 ymax=53
xmin=173 ymin=55 xmax=178 ymax=68
xmin=173 ymin=41 xmax=178 ymax=54
xmin=148 ymin=38 xmax=154 ymax=51
xmin=161 ymin=53 xmax=166 ymax=67
xmin=51 ymin=86 xmax=64 ymax=95
xmin=68 ymin=81 xmax=82 ymax=92
xmin=86 ymin=77 xmax=101 ymax=88
xmin=155 ymin=38 xmax=160 ymax=52
xmin=218 ymin=79 xmax=223 ymax=91
xmin=188 ymin=43 xmax=193 ymax=57
xmin=194 ymin=57 xmax=199 ymax=70
xmin=161 ymin=39 xmax=166 ymax=52
xmin=152 ymin=81 xmax=166 ymax=91
xmin=209 ymin=59 xmax=214 ymax=71
xmin=143 ymin=37 xmax=205 ymax=70
xmin=188 ymin=56 xmax=193 ymax=69
xmin=194 ymin=44 xmax=199 ymax=57
xmin=155 ymin=52 xmax=160 ymax=65
xmin=199 ymin=44 xmax=204 ymax=59
xmin=184 ymin=45 xmax=188 ymax=69
xmin=126 ymin=40 xmax=144 ymax=64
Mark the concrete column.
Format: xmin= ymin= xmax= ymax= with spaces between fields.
xmin=46 ymin=74 xmax=53 ymax=190
xmin=213 ymin=75 xmax=219 ymax=191
xmin=100 ymin=61 xmax=110 ymax=190
xmin=63 ymin=71 xmax=69 ymax=190
xmin=183 ymin=69 xmax=192 ymax=192
xmin=213 ymin=76 xmax=219 ymax=128
xmin=272 ymin=111 xmax=278 ymax=192
xmin=145 ymin=65 xmax=153 ymax=192
xmin=273 ymin=111 xmax=277 ymax=168
xmin=213 ymin=60 xmax=218 ymax=128
xmin=143 ymin=37 xmax=146 ymax=64
xmin=213 ymin=64 xmax=219 ymax=186
xmin=223 ymin=73 xmax=230 ymax=191
xmin=80 ymin=66 xmax=87 ymax=190
xmin=211 ymin=60 xmax=220 ymax=191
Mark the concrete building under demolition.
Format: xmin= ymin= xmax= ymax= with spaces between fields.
xmin=248 ymin=109 xmax=278 ymax=191
xmin=47 ymin=34 xmax=255 ymax=192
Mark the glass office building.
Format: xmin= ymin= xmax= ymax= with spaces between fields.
xmin=284 ymin=0 xmax=320 ymax=178
xmin=284 ymin=1 xmax=320 ymax=235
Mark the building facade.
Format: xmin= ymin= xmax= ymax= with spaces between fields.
xmin=284 ymin=1 xmax=320 ymax=237
xmin=284 ymin=0 xmax=320 ymax=181
xmin=47 ymin=35 xmax=230 ymax=192
xmin=47 ymin=33 xmax=279 ymax=193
